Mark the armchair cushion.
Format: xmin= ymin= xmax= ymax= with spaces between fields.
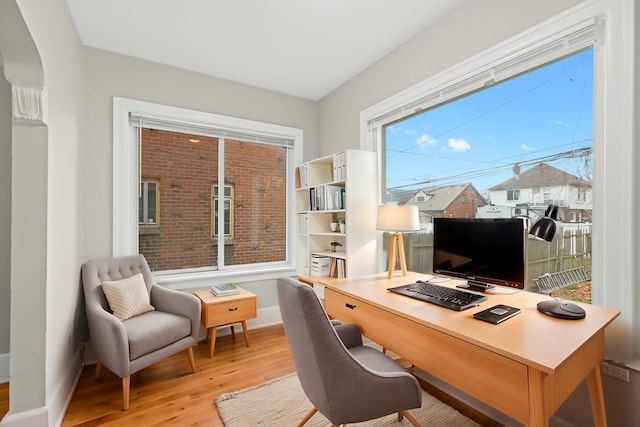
xmin=101 ymin=273 xmax=155 ymax=321
xmin=124 ymin=311 xmax=191 ymax=360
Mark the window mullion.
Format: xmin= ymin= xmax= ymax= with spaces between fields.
xmin=217 ymin=137 xmax=225 ymax=268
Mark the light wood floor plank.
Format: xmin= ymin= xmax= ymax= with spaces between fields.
xmin=0 ymin=325 xmax=500 ymax=426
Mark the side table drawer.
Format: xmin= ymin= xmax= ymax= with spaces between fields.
xmin=205 ymin=297 xmax=256 ymax=326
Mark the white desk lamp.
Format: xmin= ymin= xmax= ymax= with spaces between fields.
xmin=376 ymin=205 xmax=420 ymax=279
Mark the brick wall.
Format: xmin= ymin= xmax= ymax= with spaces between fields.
xmin=139 ymin=129 xmax=287 ymax=271
xmin=442 ymin=185 xmax=487 ymax=218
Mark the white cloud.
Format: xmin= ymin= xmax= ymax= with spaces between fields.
xmin=417 ymin=133 xmax=437 ymax=147
xmin=447 ymin=138 xmax=471 ymax=152
xmin=556 ymin=120 xmax=569 ymax=128
xmin=521 ymin=144 xmax=536 ymax=151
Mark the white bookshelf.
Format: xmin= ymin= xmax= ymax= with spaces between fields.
xmin=295 ymin=150 xmax=377 ymax=278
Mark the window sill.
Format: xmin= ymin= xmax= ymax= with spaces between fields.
xmin=152 ymin=264 xmax=296 ymax=290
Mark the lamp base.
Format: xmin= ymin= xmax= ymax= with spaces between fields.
xmin=537 ymin=300 xmax=586 ymax=320
xmin=387 ymin=233 xmax=408 ymax=279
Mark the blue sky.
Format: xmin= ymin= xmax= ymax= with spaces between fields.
xmin=385 ymin=47 xmax=593 ymax=200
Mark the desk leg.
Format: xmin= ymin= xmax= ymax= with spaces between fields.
xmin=241 ymin=320 xmax=251 ymax=347
xmin=528 ymin=369 xmax=548 ymax=427
xmin=587 ymin=364 xmax=608 ymax=427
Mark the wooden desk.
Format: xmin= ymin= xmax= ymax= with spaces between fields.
xmin=193 ymin=289 xmax=257 ymax=358
xmin=301 ymin=272 xmax=620 ymax=427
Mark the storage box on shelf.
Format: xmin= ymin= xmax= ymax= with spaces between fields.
xmin=295 ymin=150 xmax=376 ymax=280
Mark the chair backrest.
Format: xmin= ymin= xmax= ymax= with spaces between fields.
xmin=277 ymin=277 xmax=367 ymax=420
xmin=82 ymin=254 xmax=155 ymax=314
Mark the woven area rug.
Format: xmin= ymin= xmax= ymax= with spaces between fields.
xmin=215 ymin=373 xmax=483 ymax=426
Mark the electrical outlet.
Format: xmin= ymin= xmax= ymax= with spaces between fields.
xmin=601 ymin=361 xmax=630 ymax=382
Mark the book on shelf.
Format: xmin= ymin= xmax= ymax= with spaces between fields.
xmin=333 ymin=151 xmax=346 ymax=181
xmin=325 ymin=185 xmax=343 ymax=210
xmin=309 ymin=184 xmax=345 ymax=211
xmin=210 ymin=283 xmax=241 ymax=296
xmin=332 ymin=258 xmax=346 ymax=278
xmin=297 ymin=163 xmax=309 ymax=188
xmin=297 ymin=213 xmax=309 ymax=235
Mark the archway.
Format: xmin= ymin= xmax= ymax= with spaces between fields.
xmin=0 ymin=0 xmax=48 ymax=422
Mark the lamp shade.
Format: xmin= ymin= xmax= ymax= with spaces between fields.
xmin=530 ymin=205 xmax=559 ymax=242
xmin=376 ymin=205 xmax=420 ymax=232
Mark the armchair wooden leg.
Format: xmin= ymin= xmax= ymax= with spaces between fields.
xmin=297 ymin=406 xmax=318 ymax=427
xmin=398 ymin=410 xmax=420 ymax=427
xmin=95 ymin=361 xmax=103 ymax=380
xmin=122 ymin=375 xmax=130 ymax=411
xmin=186 ymin=347 xmax=196 ymax=373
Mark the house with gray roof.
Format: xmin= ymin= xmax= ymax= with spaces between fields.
xmin=489 ymin=163 xmax=592 ymax=223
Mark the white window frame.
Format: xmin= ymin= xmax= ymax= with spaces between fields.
xmin=212 ymin=184 xmax=233 ymax=238
xmin=138 ymin=180 xmax=158 ymax=225
xmin=113 ymin=97 xmax=303 ymax=289
xmin=360 ymin=0 xmax=636 ymax=362
xmin=507 ymin=190 xmax=520 ymax=202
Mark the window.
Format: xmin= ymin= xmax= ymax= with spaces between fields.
xmin=114 ymin=98 xmax=303 ymax=286
xmin=382 ymin=49 xmax=594 ymax=299
xmin=139 ymin=180 xmax=158 ymax=225
xmin=213 ymin=185 xmax=233 ymax=237
xmin=361 ymin=0 xmax=636 ymax=362
xmin=578 ymin=188 xmax=586 ymax=201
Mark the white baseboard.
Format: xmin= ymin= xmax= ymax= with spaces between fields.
xmin=48 ymin=347 xmax=83 ymax=427
xmin=0 ymin=407 xmax=48 ymax=427
xmin=0 ymin=353 xmax=8 ymax=383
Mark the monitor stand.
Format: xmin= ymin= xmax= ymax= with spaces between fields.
xmin=456 ymin=279 xmax=495 ymax=293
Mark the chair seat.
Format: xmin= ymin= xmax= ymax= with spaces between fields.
xmin=124 ymin=311 xmax=191 ymax=360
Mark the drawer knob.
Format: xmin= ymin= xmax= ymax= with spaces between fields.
xmin=346 ymin=303 xmax=356 ymax=310
xmin=229 ymin=307 xmax=238 ymax=311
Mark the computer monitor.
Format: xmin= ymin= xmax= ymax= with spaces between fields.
xmin=433 ymin=217 xmax=527 ymax=292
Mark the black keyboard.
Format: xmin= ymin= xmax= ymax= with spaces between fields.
xmin=387 ymin=280 xmax=488 ymax=311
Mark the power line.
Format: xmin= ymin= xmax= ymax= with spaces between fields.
xmin=387 ymin=146 xmax=592 ymax=191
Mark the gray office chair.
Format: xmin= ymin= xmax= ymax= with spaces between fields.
xmin=81 ymin=255 xmax=201 ymax=410
xmin=277 ymin=277 xmax=422 ymax=426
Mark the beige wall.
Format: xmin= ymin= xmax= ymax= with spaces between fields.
xmin=318 ymin=0 xmax=584 ymax=155
xmin=82 ymin=47 xmax=320 ymax=261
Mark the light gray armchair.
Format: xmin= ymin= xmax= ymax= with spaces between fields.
xmin=81 ymin=255 xmax=201 ymax=410
xmin=277 ymin=277 xmax=422 ymax=427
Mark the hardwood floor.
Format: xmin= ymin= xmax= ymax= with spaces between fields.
xmin=0 ymin=381 xmax=7 ymax=420
xmin=26 ymin=324 xmax=499 ymax=426
xmin=62 ymin=325 xmax=294 ymax=426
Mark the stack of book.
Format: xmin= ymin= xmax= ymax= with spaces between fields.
xmin=210 ymin=283 xmax=241 ymax=296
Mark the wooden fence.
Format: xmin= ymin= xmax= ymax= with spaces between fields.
xmin=391 ymin=226 xmax=592 ymax=292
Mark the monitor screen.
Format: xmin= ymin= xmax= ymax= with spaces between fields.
xmin=433 ymin=218 xmax=526 ymax=290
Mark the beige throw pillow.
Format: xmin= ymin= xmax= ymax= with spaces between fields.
xmin=101 ymin=273 xmax=155 ymax=321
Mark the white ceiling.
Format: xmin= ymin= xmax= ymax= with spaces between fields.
xmin=65 ymin=0 xmax=465 ymax=100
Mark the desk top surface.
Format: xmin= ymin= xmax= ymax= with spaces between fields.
xmin=304 ymin=272 xmax=620 ymax=373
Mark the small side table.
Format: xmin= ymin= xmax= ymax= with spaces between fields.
xmin=193 ymin=289 xmax=257 ymax=358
